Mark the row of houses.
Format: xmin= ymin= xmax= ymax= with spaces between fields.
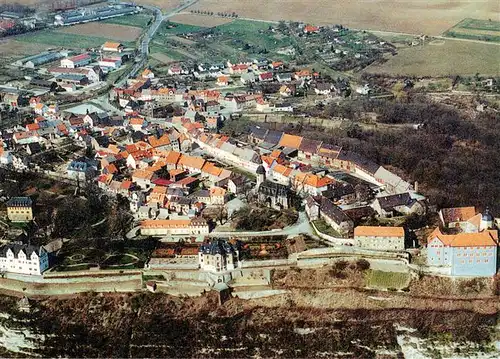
xmin=248 ymin=125 xmax=413 ymax=194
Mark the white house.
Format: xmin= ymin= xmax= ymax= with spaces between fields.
xmin=60 ymin=53 xmax=91 ymax=68
xmin=0 ymin=244 xmax=49 ymax=275
xmin=354 ymin=226 xmax=405 ymax=251
xmin=102 ymin=41 xmax=123 ymax=53
xmin=98 ymin=57 xmax=122 ymax=69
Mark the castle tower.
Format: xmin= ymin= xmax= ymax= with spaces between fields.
xmin=256 ymin=165 xmax=266 ymax=189
xmin=480 ymin=208 xmax=494 ymax=231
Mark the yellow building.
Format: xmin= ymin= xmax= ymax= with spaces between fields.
xmin=6 ymin=197 xmax=33 ymax=222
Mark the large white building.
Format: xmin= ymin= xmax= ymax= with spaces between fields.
xmin=198 ymin=239 xmax=240 ymax=272
xmin=140 ymin=218 xmax=209 ymax=236
xmin=354 ymin=226 xmax=405 ymax=251
xmin=60 ymin=53 xmax=91 ymax=68
xmin=0 ymin=244 xmax=49 ymax=275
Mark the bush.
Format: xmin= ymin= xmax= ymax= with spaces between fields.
xmin=458 ymin=278 xmax=486 ymax=294
xmin=329 ymin=260 xmax=349 ymax=279
xmin=356 ymin=259 xmax=370 ymax=271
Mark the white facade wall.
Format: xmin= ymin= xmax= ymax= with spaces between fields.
xmin=355 ymin=235 xmax=405 ymax=251
xmin=141 ymin=224 xmax=209 ymax=236
xmin=0 ymin=248 xmax=49 ymax=275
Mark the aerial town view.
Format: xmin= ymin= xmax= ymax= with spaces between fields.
xmin=0 ymin=0 xmax=498 ymax=357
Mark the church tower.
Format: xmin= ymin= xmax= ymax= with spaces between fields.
xmin=256 ymin=165 xmax=266 ymax=189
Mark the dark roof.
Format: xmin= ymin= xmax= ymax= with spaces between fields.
xmin=376 ymin=193 xmax=413 ymax=210
xmin=177 ymin=197 xmax=192 ymax=205
xmin=27 ymin=142 xmax=42 ymax=154
xmin=315 ymin=82 xmax=334 ymax=91
xmin=256 ymin=165 xmax=266 ymax=175
xmin=299 ymin=138 xmax=322 ymax=154
xmin=191 ymin=189 xmax=210 ymax=198
xmin=199 ymin=239 xmax=236 ymax=255
xmin=167 ymin=188 xmax=184 ymax=196
xmin=6 ymin=197 xmax=32 ymax=207
xmin=258 ymin=180 xmax=290 ymax=198
xmin=229 ymin=174 xmax=247 ymax=186
xmin=249 ymin=125 xmax=268 ymax=140
xmin=328 ymin=183 xmax=355 ymax=199
xmin=30 ymin=78 xmax=57 ymax=88
xmin=0 ymin=243 xmax=42 ymax=258
xmin=338 ymin=151 xmax=379 ymax=174
xmin=305 ymin=195 xmax=320 ymax=209
xmin=320 ymin=196 xmax=351 ymax=224
xmin=344 ymin=206 xmax=375 ymax=220
xmin=263 ymin=130 xmax=283 ymax=145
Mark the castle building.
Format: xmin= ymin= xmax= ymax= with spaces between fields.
xmin=6 ymin=197 xmax=33 ymax=222
xmin=428 ymin=207 xmax=498 ymax=276
xmin=198 ymin=239 xmax=240 ymax=272
xmin=426 ymin=227 xmax=497 ymax=277
xmin=0 ymin=243 xmax=49 ymax=275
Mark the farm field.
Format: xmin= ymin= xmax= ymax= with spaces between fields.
xmin=134 ymin=0 xmax=182 ymax=12
xmin=0 ymin=38 xmax=53 ymax=59
xmin=168 ymin=13 xmax=234 ymax=27
xmin=57 ymin=23 xmax=142 ymax=42
xmin=150 ymin=52 xmax=177 ymax=63
xmin=188 ymin=0 xmax=499 ymax=35
xmin=444 ymin=18 xmax=500 ymax=43
xmin=365 ymin=39 xmax=500 ymax=76
xmin=157 ymin=21 xmax=204 ymax=35
xmin=101 ymin=13 xmax=153 ymax=28
xmin=15 ymin=29 xmax=135 ymax=50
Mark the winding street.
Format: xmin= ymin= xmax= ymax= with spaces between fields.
xmin=117 ymin=0 xmax=199 ymax=86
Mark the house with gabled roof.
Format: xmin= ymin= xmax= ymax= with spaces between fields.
xmin=248 ymin=125 xmax=267 ymax=144
xmin=372 ymin=193 xmax=424 ymax=218
xmin=278 ymin=133 xmax=303 ymax=149
xmin=270 ymin=163 xmax=293 ymax=185
xmin=354 ymin=226 xmax=405 ymax=251
xmin=178 ymin=154 xmax=206 ymax=173
xmin=374 ymin=166 xmax=412 ymax=194
xmin=132 ymin=169 xmax=156 ymax=188
xmin=317 ymin=143 xmax=341 ymax=166
xmin=293 ymin=172 xmax=334 ymax=196
xmin=306 ymin=195 xmax=353 ymax=236
xmin=298 ymin=138 xmax=322 ymax=160
xmin=438 ymin=206 xmax=479 ymax=232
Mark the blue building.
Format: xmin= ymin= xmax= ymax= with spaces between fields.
xmin=427 ymin=227 xmax=498 ymax=277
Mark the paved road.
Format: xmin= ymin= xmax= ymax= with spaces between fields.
xmin=116 ymin=0 xmax=199 ymax=86
xmin=209 ymin=211 xmax=317 ymax=238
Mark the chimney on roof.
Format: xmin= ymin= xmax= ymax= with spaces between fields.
xmin=414 ymin=181 xmax=418 ymax=193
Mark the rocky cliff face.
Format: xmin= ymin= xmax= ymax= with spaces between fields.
xmin=0 ymin=291 xmax=497 ymax=358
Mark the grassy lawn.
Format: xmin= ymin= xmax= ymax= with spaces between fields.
xmin=158 ymin=21 xmax=204 ymax=35
xmin=313 ymin=219 xmax=342 ymax=238
xmin=16 ymin=30 xmax=135 ymax=49
xmin=215 ymin=20 xmax=293 ymax=52
xmin=365 ymin=270 xmax=411 ymax=290
xmin=54 ymin=264 xmax=92 ymax=272
xmin=149 ymin=44 xmax=188 ymax=61
xmin=101 ymin=14 xmax=153 ymax=28
xmin=9 ymin=222 xmax=30 ymax=231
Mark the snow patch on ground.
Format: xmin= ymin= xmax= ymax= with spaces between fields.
xmin=0 ymin=313 xmax=43 ymax=356
xmin=396 ymin=325 xmax=499 ymax=359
